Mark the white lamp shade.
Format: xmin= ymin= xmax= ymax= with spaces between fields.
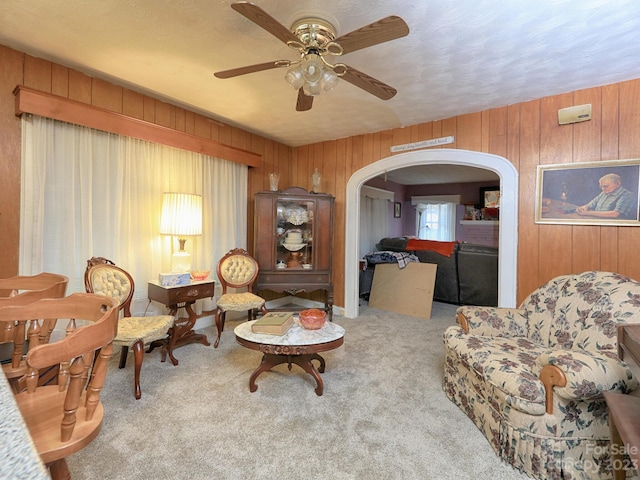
xmin=160 ymin=193 xmax=202 ymax=273
xmin=160 ymin=193 xmax=203 ymax=236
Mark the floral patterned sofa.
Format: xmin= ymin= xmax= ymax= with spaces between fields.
xmin=443 ymin=271 xmax=640 ymax=479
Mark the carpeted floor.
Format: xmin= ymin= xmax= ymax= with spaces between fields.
xmin=67 ymin=302 xmax=530 ymax=479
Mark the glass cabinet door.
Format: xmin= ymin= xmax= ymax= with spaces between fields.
xmin=276 ymin=199 xmax=314 ymax=270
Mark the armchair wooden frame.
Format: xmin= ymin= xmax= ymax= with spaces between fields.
xmin=1 ymin=293 xmax=118 ymax=480
xmin=0 ymin=272 xmax=68 ymax=393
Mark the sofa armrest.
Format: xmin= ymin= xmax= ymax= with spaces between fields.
xmin=538 ymin=365 xmax=567 ymax=414
xmin=456 ymin=306 xmax=528 ymax=337
xmin=535 ymin=349 xmax=639 ymax=412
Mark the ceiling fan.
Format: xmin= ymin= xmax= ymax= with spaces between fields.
xmin=214 ymin=2 xmax=410 ymax=111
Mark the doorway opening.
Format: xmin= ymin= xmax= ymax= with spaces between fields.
xmin=344 ymin=149 xmax=518 ymax=318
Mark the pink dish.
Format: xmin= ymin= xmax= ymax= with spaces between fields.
xmin=190 ymin=270 xmax=210 ymax=281
xmin=299 ymin=308 xmax=327 ymax=330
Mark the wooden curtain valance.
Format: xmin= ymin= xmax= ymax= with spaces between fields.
xmin=13 ymin=85 xmax=261 ymax=168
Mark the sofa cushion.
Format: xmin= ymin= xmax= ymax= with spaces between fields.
xmin=374 ymin=237 xmax=409 ymax=252
xmin=523 ymin=271 xmax=640 ymax=349
xmin=414 ymin=244 xmax=460 ymax=304
xmin=457 ymin=243 xmax=498 ymax=306
xmin=457 ymin=306 xmax=529 ymax=338
xmin=534 ymin=349 xmax=638 ymax=400
xmin=444 ymin=326 xmax=547 ymax=415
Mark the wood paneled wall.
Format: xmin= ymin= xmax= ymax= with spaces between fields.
xmin=293 ymin=79 xmax=640 ymax=307
xmin=3 ymin=44 xmax=640 ymax=309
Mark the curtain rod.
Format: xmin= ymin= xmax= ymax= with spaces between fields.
xmin=13 ymin=85 xmax=262 ymax=168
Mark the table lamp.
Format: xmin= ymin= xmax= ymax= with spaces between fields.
xmin=160 ymin=192 xmax=202 ymax=273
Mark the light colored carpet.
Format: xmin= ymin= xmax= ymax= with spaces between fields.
xmin=67 ymin=302 xmax=530 ymax=479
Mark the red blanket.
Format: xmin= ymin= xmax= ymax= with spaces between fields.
xmin=405 ymin=239 xmax=456 ymax=257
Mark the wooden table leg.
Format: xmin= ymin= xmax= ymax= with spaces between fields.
xmin=610 ymin=417 xmax=626 ymax=480
xmin=326 ymin=288 xmax=334 ymax=322
xmin=159 ymin=302 xmax=210 ymax=366
xmin=290 ymin=354 xmax=324 ymax=396
xmin=132 ymin=339 xmax=143 ymax=400
xmin=310 ymin=353 xmax=325 ymax=373
xmin=248 ymin=353 xmax=326 ymax=396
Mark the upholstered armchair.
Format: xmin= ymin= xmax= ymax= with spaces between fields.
xmin=443 ymin=271 xmax=640 ymax=479
xmin=214 ymin=248 xmax=267 ymax=348
xmin=85 ymin=257 xmax=174 ymax=399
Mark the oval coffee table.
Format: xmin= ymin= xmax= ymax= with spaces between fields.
xmin=234 ymin=318 xmax=345 ymax=396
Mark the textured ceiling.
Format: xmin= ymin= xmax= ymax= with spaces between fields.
xmin=2 ymin=0 xmax=640 ymax=153
xmin=382 ymin=164 xmax=499 ymax=186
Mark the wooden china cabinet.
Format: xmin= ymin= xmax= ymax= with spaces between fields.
xmin=254 ymin=187 xmax=334 ymax=320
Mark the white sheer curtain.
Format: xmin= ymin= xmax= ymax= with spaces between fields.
xmin=412 ymin=195 xmax=460 ymax=241
xmin=20 ymin=115 xmax=247 ymax=305
xmin=359 ymin=186 xmax=393 ymax=258
xmin=415 ymin=203 xmax=456 ymax=240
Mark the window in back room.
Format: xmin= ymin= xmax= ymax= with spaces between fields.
xmin=412 ymin=195 xmax=460 ymax=241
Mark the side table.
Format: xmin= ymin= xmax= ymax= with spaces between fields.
xmin=148 ymin=279 xmax=214 ymax=365
xmin=604 ymin=324 xmax=640 ymax=479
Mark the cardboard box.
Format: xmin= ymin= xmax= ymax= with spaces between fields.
xmin=158 ymin=272 xmax=191 ymax=287
xmin=369 ymin=262 xmax=437 ymax=319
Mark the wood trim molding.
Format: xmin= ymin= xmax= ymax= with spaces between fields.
xmin=13 ymin=85 xmax=261 ymax=167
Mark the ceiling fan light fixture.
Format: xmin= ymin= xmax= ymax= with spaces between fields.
xmin=301 ymin=53 xmax=324 ymax=83
xmin=303 ymin=80 xmax=322 ymax=96
xmin=285 ymin=65 xmax=304 ymax=90
xmin=321 ymin=68 xmax=339 ymax=91
xmin=215 ymin=4 xmax=409 ymax=111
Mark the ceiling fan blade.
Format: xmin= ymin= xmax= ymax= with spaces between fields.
xmin=296 ymin=89 xmax=313 ymax=111
xmin=334 ymin=16 xmax=409 ymax=55
xmin=214 ymin=61 xmax=288 ymax=79
xmin=341 ymin=66 xmax=397 ymax=100
xmin=231 ymin=2 xmax=299 ymax=45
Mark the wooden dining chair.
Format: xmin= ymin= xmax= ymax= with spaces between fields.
xmin=214 ymin=248 xmax=268 ymax=347
xmin=0 ymin=272 xmax=69 ymax=392
xmin=2 ymin=293 xmax=119 ymax=480
xmin=84 ymin=257 xmax=174 ymax=399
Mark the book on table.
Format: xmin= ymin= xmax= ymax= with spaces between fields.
xmin=251 ymin=311 xmax=295 ymax=335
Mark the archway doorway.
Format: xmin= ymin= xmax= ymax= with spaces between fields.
xmin=344 ymin=149 xmax=518 ymax=318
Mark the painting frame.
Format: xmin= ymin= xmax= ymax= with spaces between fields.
xmin=535 ymin=159 xmax=640 ymax=226
xmin=480 ymin=186 xmax=500 ymax=208
xmin=394 ymin=202 xmax=402 ymax=218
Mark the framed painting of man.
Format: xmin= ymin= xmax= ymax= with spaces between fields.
xmin=535 ymin=159 xmax=640 ymax=226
